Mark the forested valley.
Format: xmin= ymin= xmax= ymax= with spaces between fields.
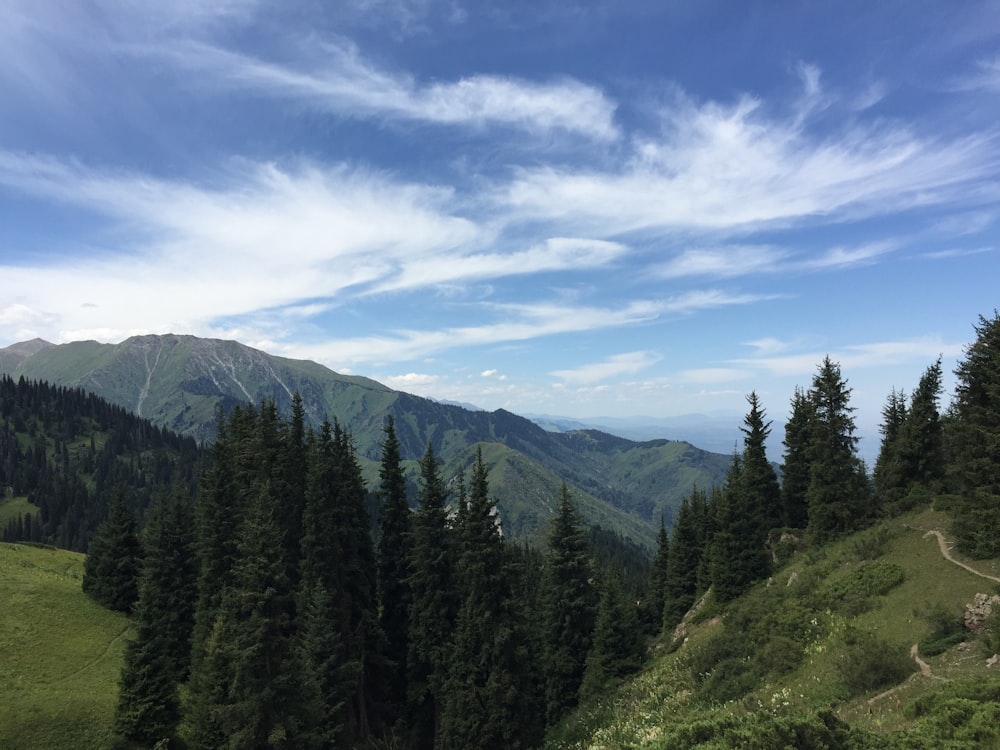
xmin=2 ymin=312 xmax=1000 ymax=749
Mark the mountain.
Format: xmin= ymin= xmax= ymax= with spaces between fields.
xmin=0 ymin=334 xmax=733 ymax=545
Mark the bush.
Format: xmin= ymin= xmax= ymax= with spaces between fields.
xmin=917 ymin=603 xmax=967 ymax=657
xmin=837 ymin=630 xmax=916 ymax=696
xmin=828 ymin=560 xmax=905 ymax=599
xmin=851 ymin=526 xmax=893 ymax=561
xmin=755 ymin=635 xmax=804 ymax=677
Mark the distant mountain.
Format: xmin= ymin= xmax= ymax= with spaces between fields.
xmin=527 ymin=412 xmax=748 ymax=455
xmin=0 ymin=334 xmax=733 ymax=545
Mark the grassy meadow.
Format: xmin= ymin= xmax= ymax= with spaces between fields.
xmin=0 ymin=542 xmax=129 ymax=749
xmin=545 ymin=506 xmax=1000 ymax=749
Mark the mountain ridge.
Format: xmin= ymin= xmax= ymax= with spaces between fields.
xmin=0 ymin=334 xmax=733 ymax=544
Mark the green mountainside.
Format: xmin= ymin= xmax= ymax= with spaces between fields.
xmin=3 ymin=507 xmax=996 ymax=750
xmin=1 ymin=334 xmax=732 ymax=545
xmin=546 ymin=506 xmax=1000 ymax=749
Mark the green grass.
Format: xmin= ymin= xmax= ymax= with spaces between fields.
xmin=545 ymin=507 xmax=1000 ymax=749
xmin=0 ymin=543 xmax=130 ymax=749
xmin=0 ymin=494 xmax=35 ymax=527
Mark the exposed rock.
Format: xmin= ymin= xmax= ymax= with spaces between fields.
xmin=671 ymin=588 xmax=713 ymax=644
xmin=964 ymin=593 xmax=1000 ymax=633
xmin=787 ymin=571 xmax=799 ymax=587
xmin=987 ymin=654 xmax=1000 ymax=669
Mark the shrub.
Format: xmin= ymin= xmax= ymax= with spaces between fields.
xmin=917 ymin=603 xmax=967 ymax=657
xmin=755 ymin=635 xmax=804 ymax=677
xmin=851 ymin=526 xmax=893 ymax=561
xmin=828 ymin=560 xmax=905 ymax=599
xmin=837 ymin=630 xmax=916 ymax=696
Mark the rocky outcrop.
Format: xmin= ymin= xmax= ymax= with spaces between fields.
xmin=964 ymin=593 xmax=1000 ymax=633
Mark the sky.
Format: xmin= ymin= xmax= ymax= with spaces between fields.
xmin=2 ymin=0 xmax=999 ymax=458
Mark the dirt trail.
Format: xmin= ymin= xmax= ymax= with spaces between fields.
xmin=48 ymin=625 xmax=129 ymax=685
xmin=868 ymin=525 xmax=998 ymax=706
xmin=919 ymin=529 xmax=1000 ymax=584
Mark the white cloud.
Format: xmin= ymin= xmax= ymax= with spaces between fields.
xmin=732 ymin=336 xmax=963 ymax=378
xmin=480 ymin=369 xmax=497 ymax=377
xmin=551 ymin=351 xmax=661 ymax=385
xmin=656 ymin=246 xmax=787 ymax=279
xmin=135 ymin=38 xmax=619 ymax=140
xmin=950 ymin=56 xmax=1000 ymax=92
xmin=369 ymin=237 xmax=627 ymax=294
xmin=501 ymin=86 xmax=1000 ymax=235
xmin=677 ymin=367 xmax=751 ymax=384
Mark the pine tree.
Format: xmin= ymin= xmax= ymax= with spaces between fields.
xmin=873 ymin=387 xmax=909 ymax=506
xmin=949 ymin=312 xmax=1000 ymax=558
xmin=579 ymin=571 xmax=644 ymax=702
xmin=82 ymin=486 xmax=142 ymax=612
xmin=405 ymin=442 xmax=455 ymax=748
xmin=376 ymin=415 xmax=411 ymax=719
xmin=440 ymin=448 xmax=531 ymax=750
xmin=114 ymin=486 xmax=198 ymax=747
xmin=644 ymin=515 xmax=670 ymax=634
xmin=187 ymin=482 xmax=300 ymax=750
xmin=781 ymin=387 xmax=814 ymax=529
xmin=540 ymin=483 xmax=597 ymax=726
xmin=740 ymin=391 xmax=782 ymax=541
xmin=899 ymin=358 xmax=945 ymax=493
xmin=663 ymin=492 xmax=702 ymax=629
xmin=805 ymin=357 xmax=870 ymax=541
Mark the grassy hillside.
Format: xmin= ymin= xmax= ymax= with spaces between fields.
xmin=0 ymin=543 xmax=129 ymax=749
xmin=547 ymin=506 xmax=1000 ymax=749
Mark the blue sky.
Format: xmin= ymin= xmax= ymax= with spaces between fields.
xmin=1 ymin=0 xmax=999 ymax=456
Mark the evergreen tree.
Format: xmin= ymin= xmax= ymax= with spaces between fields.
xmin=709 ymin=455 xmax=767 ymax=602
xmin=190 ymin=408 xmax=248 ymax=667
xmin=406 ymin=442 xmax=455 ymax=748
xmin=440 ymin=448 xmax=531 ymax=750
xmin=82 ymin=486 xmax=142 ymax=612
xmin=663 ymin=492 xmax=702 ymax=630
xmin=298 ymin=422 xmax=382 ymax=746
xmin=949 ymin=312 xmax=1000 ymax=557
xmin=540 ymin=483 xmax=597 ymax=726
xmin=780 ymin=387 xmax=814 ymax=529
xmin=187 ymin=482 xmax=301 ymax=750
xmin=376 ymin=415 xmax=412 ymax=720
xmin=644 ymin=515 xmax=670 ymax=634
xmin=579 ymin=571 xmax=644 ymax=702
xmin=873 ymin=387 xmax=909 ymax=506
xmin=899 ymin=358 xmax=945 ymax=492
xmin=114 ymin=486 xmax=198 ymax=747
xmin=740 ymin=392 xmax=783 ymax=541
xmin=805 ymin=357 xmax=870 ymax=541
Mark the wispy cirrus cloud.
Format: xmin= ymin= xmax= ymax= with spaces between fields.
xmin=133 ymin=37 xmax=619 ymax=140
xmin=731 ymin=336 xmax=963 ymax=378
xmin=949 ymin=56 xmax=1000 ymax=92
xmin=283 ymin=290 xmax=769 ymax=368
xmin=501 ymin=85 xmax=1000 ymax=235
xmin=551 ymin=351 xmax=661 ymax=385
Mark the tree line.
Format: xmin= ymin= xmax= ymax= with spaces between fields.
xmin=66 ymin=310 xmax=1000 ymax=748
xmin=0 ymin=375 xmax=200 ymax=550
xmin=88 ymin=397 xmax=645 ymax=749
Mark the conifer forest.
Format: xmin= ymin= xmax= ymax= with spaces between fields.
xmin=2 ymin=312 xmax=1000 ymax=749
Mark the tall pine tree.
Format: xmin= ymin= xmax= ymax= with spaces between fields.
xmin=781 ymin=387 xmax=814 ymax=529
xmin=114 ymin=486 xmax=197 ymax=747
xmin=540 ymin=483 xmax=597 ymax=726
xmin=405 ymin=442 xmax=455 ymax=748
xmin=82 ymin=485 xmax=142 ymax=613
xmin=376 ymin=415 xmax=412 ymax=720
xmin=440 ymin=448 xmax=531 ymax=750
xmin=805 ymin=357 xmax=870 ymax=541
xmin=949 ymin=312 xmax=1000 ymax=557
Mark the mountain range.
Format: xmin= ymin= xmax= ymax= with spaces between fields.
xmin=0 ymin=334 xmax=733 ymax=545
